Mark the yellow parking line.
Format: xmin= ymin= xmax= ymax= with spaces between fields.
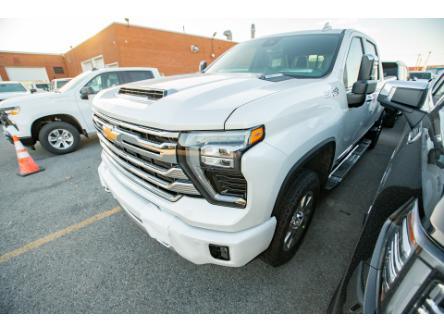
xmin=0 ymin=206 xmax=122 ymax=264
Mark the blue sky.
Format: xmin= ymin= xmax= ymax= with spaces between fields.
xmin=0 ymin=18 xmax=443 ymax=67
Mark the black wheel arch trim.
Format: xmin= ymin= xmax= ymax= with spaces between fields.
xmin=272 ymin=137 xmax=336 ymax=213
xmin=31 ymin=114 xmax=84 ymax=141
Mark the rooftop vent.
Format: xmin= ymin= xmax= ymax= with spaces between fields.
xmin=118 ymin=87 xmax=167 ymax=100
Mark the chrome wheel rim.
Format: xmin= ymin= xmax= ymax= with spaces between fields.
xmin=283 ymin=191 xmax=314 ymax=251
xmin=48 ymin=129 xmax=74 ymax=150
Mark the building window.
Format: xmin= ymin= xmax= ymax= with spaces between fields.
xmin=53 ymin=66 xmax=65 ymax=74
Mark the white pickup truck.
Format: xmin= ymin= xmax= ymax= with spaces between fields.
xmin=93 ymin=29 xmax=384 ymax=267
xmin=0 ymin=67 xmax=160 ymax=154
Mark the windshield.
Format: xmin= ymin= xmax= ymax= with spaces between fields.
xmin=36 ymin=83 xmax=49 ymax=91
xmin=57 ymin=79 xmax=70 ymax=88
xmin=206 ymin=33 xmax=342 ymax=78
xmin=52 ymin=79 xmax=70 ymax=90
xmin=0 ymin=83 xmax=27 ymax=93
xmin=411 ymin=72 xmax=432 ymax=80
xmin=57 ymin=72 xmax=91 ymax=93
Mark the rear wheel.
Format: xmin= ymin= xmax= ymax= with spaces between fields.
xmin=261 ymin=169 xmax=320 ymax=267
xmin=38 ymin=121 xmax=80 ymax=154
xmin=382 ymin=109 xmax=396 ymax=128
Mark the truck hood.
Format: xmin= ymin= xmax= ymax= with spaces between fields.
xmin=0 ymin=91 xmax=60 ymax=108
xmin=94 ymin=73 xmax=305 ymax=131
xmin=0 ymin=91 xmax=30 ymax=102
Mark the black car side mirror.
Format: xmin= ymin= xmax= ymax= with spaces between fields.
xmin=377 ymin=80 xmax=429 ymax=128
xmin=199 ymin=60 xmax=208 ymax=73
xmin=80 ymin=86 xmax=95 ymax=100
xmin=347 ymin=54 xmax=378 ymax=107
xmin=30 ymin=88 xmax=37 ymax=94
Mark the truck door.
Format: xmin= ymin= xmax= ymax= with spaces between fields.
xmin=76 ymin=71 xmax=122 ymax=133
xmin=341 ymin=36 xmax=369 ymax=150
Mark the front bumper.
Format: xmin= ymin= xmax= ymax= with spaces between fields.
xmin=2 ymin=125 xmax=33 ymax=146
xmin=1 ymin=113 xmax=34 ymax=146
xmin=98 ymin=154 xmax=277 ymax=267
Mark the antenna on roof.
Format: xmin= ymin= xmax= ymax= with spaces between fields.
xmin=322 ymin=22 xmax=332 ymax=31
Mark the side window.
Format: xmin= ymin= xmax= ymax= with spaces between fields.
xmin=344 ymin=37 xmax=364 ymax=89
xmin=364 ymin=40 xmax=380 ymax=80
xmin=85 ymin=72 xmax=121 ymax=94
xmin=122 ymin=71 xmax=154 ymax=84
xmin=433 ymin=78 xmax=444 ymax=105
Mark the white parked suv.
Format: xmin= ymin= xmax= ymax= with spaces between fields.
xmin=0 ymin=67 xmax=160 ymax=154
xmin=93 ymin=29 xmax=384 ymax=267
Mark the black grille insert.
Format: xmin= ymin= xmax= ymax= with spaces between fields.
xmin=119 ymin=87 xmax=167 ymax=100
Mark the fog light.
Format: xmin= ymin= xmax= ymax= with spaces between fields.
xmin=209 ymin=244 xmax=230 ymax=261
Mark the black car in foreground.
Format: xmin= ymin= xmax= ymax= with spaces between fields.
xmin=329 ymin=72 xmax=444 ymax=314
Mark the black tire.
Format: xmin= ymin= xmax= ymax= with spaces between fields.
xmin=38 ymin=121 xmax=80 ymax=155
xmin=382 ymin=109 xmax=396 ymax=128
xmin=261 ymin=169 xmax=320 ymax=267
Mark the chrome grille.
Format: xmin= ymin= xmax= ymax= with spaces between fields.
xmin=382 ymin=217 xmax=413 ymax=293
xmin=94 ymin=111 xmax=199 ymax=201
xmin=118 ymin=87 xmax=167 ymax=100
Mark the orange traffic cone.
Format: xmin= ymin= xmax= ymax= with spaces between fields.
xmin=12 ymin=135 xmax=44 ymax=176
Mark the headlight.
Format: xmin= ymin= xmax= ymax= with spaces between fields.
xmin=381 ymin=199 xmax=419 ymax=299
xmin=1 ymin=106 xmax=21 ymax=116
xmin=177 ymin=126 xmax=264 ymax=208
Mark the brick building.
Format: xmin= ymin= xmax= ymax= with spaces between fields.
xmin=0 ymin=22 xmax=236 ymax=82
xmin=0 ymin=51 xmax=67 ymax=82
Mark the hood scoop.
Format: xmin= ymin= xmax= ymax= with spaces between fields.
xmin=118 ymin=87 xmax=170 ymax=101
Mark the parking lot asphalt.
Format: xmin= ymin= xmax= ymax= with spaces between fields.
xmin=0 ymin=121 xmax=404 ymax=313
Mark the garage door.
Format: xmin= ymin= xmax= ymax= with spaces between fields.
xmin=5 ymin=67 xmax=49 ymax=81
xmin=81 ymin=55 xmax=105 ymax=72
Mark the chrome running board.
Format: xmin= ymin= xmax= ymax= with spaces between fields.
xmin=325 ymin=139 xmax=372 ymax=190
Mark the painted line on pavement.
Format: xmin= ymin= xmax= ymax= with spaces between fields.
xmin=0 ymin=206 xmax=122 ymax=264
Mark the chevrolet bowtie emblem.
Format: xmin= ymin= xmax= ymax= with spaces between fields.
xmin=103 ymin=126 xmax=119 ymax=142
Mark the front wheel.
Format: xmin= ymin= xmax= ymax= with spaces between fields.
xmin=38 ymin=121 xmax=80 ymax=154
xmin=261 ymin=169 xmax=320 ymax=267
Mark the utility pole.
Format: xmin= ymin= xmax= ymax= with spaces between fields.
xmin=211 ymin=32 xmax=217 ymax=58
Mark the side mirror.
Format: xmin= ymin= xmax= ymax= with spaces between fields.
xmin=80 ymin=86 xmax=94 ymax=100
xmin=377 ymin=80 xmax=429 ymax=128
xmin=352 ymin=80 xmax=377 ymax=95
xmin=347 ymin=54 xmax=378 ymax=107
xmin=358 ymin=54 xmax=376 ymax=81
xmin=199 ymin=60 xmax=208 ymax=73
xmin=30 ymin=88 xmax=37 ymax=94
xmin=347 ymin=81 xmax=377 ymax=107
